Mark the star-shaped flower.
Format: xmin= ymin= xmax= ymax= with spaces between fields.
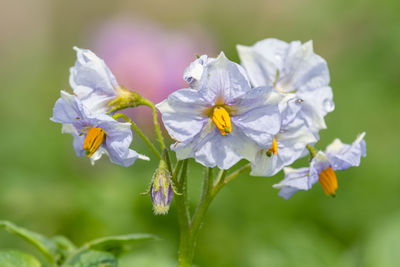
xmin=237 ymin=38 xmax=334 ymax=137
xmin=157 ymin=52 xmax=282 ymax=169
xmin=250 ymin=100 xmax=317 ymax=177
xmin=51 ymin=91 xmax=148 ymax=166
xmin=273 ymin=132 xmax=366 ymax=199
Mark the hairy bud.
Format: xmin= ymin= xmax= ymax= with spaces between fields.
xmin=150 ymin=161 xmax=173 ymax=215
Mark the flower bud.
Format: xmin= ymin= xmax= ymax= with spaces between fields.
xmin=150 ymin=162 xmax=173 ymax=215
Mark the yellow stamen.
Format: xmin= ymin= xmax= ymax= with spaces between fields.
xmin=212 ymin=107 xmax=232 ymax=135
xmin=318 ymin=167 xmax=338 ymax=197
xmin=83 ymin=127 xmax=106 ymax=157
xmin=267 ymin=138 xmax=278 ymax=156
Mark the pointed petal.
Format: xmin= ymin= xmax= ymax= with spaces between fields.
xmin=198 ymin=52 xmax=252 ymax=104
xmin=183 ymin=55 xmax=214 ymax=89
xmin=231 ymin=86 xmax=281 ymax=147
xmin=156 ymin=89 xmax=210 ymax=142
xmin=325 ymin=132 xmax=366 ymax=171
xmin=279 ymin=41 xmax=331 ymax=93
xmin=299 ymin=86 xmax=334 ymax=134
xmin=272 ymin=167 xmax=312 ymax=199
xmin=51 ymin=91 xmax=88 ymax=128
xmin=237 ymin=38 xmax=289 ymax=87
xmin=70 ymin=47 xmax=118 ymax=97
xmin=194 ymin=124 xmax=260 ymax=169
xmin=251 ymin=118 xmax=317 ymax=176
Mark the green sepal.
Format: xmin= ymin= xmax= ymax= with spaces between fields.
xmin=170 ymin=176 xmax=182 ymax=196
xmin=306 ymin=144 xmax=318 ymax=160
xmin=107 ymin=87 xmax=144 ymax=114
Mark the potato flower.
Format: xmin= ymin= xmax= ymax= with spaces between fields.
xmin=157 ymin=53 xmax=282 ymax=169
xmin=237 ymin=38 xmax=334 ymax=136
xmin=51 ymin=91 xmax=148 ymax=166
xmin=250 ymin=99 xmax=317 ymax=176
xmin=273 ymin=133 xmax=366 ymax=199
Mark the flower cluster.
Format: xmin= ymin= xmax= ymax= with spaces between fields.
xmin=52 ymin=38 xmax=366 ymax=205
xmin=157 ymin=38 xmax=366 ymax=198
xmin=50 ymin=37 xmax=367 ymax=267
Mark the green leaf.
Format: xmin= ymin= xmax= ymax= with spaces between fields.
xmin=0 ymin=220 xmax=60 ymax=264
xmin=63 ymin=250 xmax=117 ymax=267
xmin=81 ymin=234 xmax=157 ymax=257
xmin=52 ymin=236 xmax=77 ymax=264
xmin=0 ymin=250 xmax=41 ymax=267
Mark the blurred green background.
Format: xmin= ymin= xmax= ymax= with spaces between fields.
xmin=1 ymin=0 xmax=399 ymax=266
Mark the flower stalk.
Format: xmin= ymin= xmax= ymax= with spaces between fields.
xmin=174 ymin=163 xmax=251 ymax=266
xmin=139 ymin=98 xmax=166 ymax=151
xmin=112 ymin=113 xmax=161 ymax=159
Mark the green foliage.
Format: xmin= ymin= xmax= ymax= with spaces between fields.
xmin=51 ymin=236 xmax=77 ymax=264
xmin=0 ymin=220 xmax=62 ymax=264
xmin=80 ymin=234 xmax=157 ymax=257
xmin=0 ymin=221 xmax=157 ymax=266
xmin=0 ymin=250 xmax=41 ymax=267
xmin=63 ymin=250 xmax=117 ymax=267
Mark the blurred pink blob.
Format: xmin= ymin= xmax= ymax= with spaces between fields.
xmin=91 ymin=18 xmax=216 ymax=129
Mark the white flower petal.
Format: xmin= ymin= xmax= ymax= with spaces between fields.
xmin=272 ymin=167 xmax=311 ymax=199
xmin=237 ymin=38 xmax=290 ymax=87
xmin=198 ymin=52 xmax=252 ymax=104
xmin=325 ymin=132 xmax=366 ymax=171
xmin=156 ymin=89 xmax=210 ymax=142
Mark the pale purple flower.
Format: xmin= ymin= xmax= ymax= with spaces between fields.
xmin=237 ymin=38 xmax=334 ymax=137
xmin=157 ymin=52 xmax=282 ymax=169
xmin=273 ymin=132 xmax=366 ymax=199
xmin=250 ymin=106 xmax=317 ymax=177
xmin=51 ymin=91 xmax=148 ymax=166
xmin=69 ymin=47 xmax=123 ymax=114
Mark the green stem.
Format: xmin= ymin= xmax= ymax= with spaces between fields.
xmin=173 ymin=161 xmax=183 ymax=184
xmin=112 ymin=113 xmax=161 ymax=159
xmin=191 ymin=168 xmax=213 ymax=232
xmin=175 ymin=162 xmax=252 ymax=266
xmin=176 ymin=163 xmax=251 ymax=266
xmin=175 ymin=160 xmax=192 ymax=267
xmin=306 ymin=144 xmax=318 ymax=159
xmin=140 ymin=98 xmax=166 ymax=151
xmin=213 ymin=169 xmax=227 ymax=187
xmin=163 ymin=149 xmax=173 ymax=174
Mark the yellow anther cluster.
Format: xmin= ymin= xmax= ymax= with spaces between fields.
xmin=267 ymin=138 xmax=278 ymax=156
xmin=83 ymin=127 xmax=106 ymax=157
xmin=318 ymin=167 xmax=338 ymax=197
xmin=212 ymin=107 xmax=232 ymax=135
